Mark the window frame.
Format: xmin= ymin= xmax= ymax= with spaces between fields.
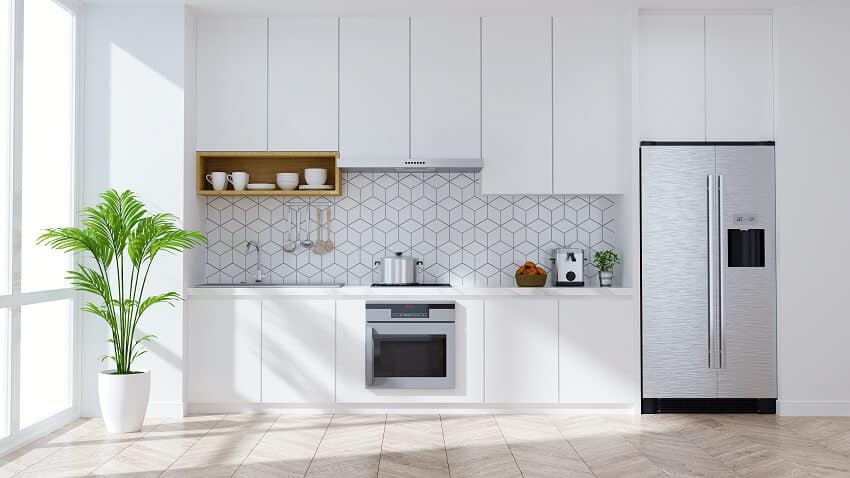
xmin=0 ymin=0 xmax=82 ymax=455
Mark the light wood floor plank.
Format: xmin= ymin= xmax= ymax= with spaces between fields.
xmin=551 ymin=415 xmax=665 ymax=478
xmin=4 ymin=413 xmax=850 ymax=477
xmin=441 ymin=415 xmax=522 ymax=478
xmin=233 ymin=414 xmax=331 ymax=478
xmin=495 ymin=414 xmax=593 ymax=478
xmin=0 ymin=419 xmax=99 ymax=478
xmin=305 ymin=414 xmax=386 ymax=478
xmin=161 ymin=414 xmax=277 ymax=478
xmin=13 ymin=418 xmax=163 ymax=478
xmin=378 ymin=415 xmax=449 ymax=478
xmin=90 ymin=414 xmax=224 ymax=477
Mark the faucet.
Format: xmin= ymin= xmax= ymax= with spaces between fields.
xmin=244 ymin=240 xmax=265 ymax=283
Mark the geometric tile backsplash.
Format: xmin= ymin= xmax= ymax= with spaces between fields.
xmin=204 ymin=172 xmax=618 ymax=287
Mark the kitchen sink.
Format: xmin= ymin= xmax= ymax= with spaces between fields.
xmin=196 ymin=283 xmax=345 ymax=288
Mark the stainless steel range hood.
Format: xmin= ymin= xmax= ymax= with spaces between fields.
xmin=338 ymin=157 xmax=482 ymax=173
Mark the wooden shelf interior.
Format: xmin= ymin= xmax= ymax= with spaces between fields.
xmin=196 ymin=151 xmax=341 ymax=195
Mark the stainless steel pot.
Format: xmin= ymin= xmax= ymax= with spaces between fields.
xmin=374 ymin=252 xmax=423 ymax=285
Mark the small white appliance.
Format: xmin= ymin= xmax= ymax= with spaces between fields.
xmin=554 ymin=248 xmax=584 ymax=287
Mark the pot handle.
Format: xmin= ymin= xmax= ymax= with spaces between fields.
xmin=416 ymin=260 xmax=423 ymax=284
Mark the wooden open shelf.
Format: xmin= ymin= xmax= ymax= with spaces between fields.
xmin=196 ymin=151 xmax=341 ymax=196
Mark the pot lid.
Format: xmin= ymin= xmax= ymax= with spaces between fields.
xmin=382 ymin=251 xmax=418 ymax=261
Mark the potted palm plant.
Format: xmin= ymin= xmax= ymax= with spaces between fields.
xmin=592 ymin=249 xmax=621 ymax=287
xmin=38 ymin=190 xmax=205 ymax=433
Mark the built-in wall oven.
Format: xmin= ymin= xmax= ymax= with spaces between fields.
xmin=365 ymin=301 xmax=455 ymax=389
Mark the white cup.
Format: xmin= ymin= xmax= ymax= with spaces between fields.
xmin=227 ymin=171 xmax=249 ymax=191
xmin=205 ymin=171 xmax=227 ymax=191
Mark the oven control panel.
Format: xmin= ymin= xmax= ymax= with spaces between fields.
xmin=365 ymin=301 xmax=455 ymax=322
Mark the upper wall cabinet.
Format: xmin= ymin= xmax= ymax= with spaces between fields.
xmin=268 ymin=17 xmax=339 ymax=151
xmin=705 ymin=15 xmax=773 ymax=141
xmin=639 ymin=15 xmax=706 ymax=142
xmin=482 ymin=16 xmax=553 ymax=195
xmin=410 ymin=17 xmax=481 ymax=160
xmin=197 ymin=17 xmax=268 ymax=151
xmin=640 ymin=14 xmax=774 ymax=142
xmin=339 ymin=17 xmax=409 ymax=160
xmin=553 ymin=14 xmax=626 ymax=194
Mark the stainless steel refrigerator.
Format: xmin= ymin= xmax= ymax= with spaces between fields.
xmin=640 ymin=142 xmax=777 ymax=414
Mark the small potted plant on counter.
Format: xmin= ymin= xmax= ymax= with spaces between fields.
xmin=38 ymin=190 xmax=206 ymax=433
xmin=592 ymin=249 xmax=621 ymax=287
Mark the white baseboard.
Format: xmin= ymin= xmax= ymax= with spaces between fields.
xmin=81 ymin=400 xmax=185 ymax=419
xmin=187 ymin=402 xmax=635 ymax=415
xmin=778 ymin=400 xmax=850 ymax=416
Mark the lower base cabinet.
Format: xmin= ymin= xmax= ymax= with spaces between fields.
xmin=261 ymin=300 xmax=335 ymax=403
xmin=559 ymin=297 xmax=635 ymax=405
xmin=187 ymin=298 xmax=261 ymax=404
xmin=484 ymin=299 xmax=558 ymax=403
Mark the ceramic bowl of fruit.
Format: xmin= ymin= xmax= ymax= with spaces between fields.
xmin=514 ymin=261 xmax=548 ymax=287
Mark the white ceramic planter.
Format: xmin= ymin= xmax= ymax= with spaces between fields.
xmin=98 ymin=370 xmax=150 ymax=433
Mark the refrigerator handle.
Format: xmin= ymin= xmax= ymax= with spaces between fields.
xmin=707 ymin=175 xmax=716 ymax=369
xmin=718 ymin=175 xmax=726 ymax=368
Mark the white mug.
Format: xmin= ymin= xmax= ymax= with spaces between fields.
xmin=227 ymin=171 xmax=249 ymax=191
xmin=205 ymin=171 xmax=227 ymax=191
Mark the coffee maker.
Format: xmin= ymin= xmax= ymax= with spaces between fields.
xmin=554 ymin=248 xmax=585 ymax=287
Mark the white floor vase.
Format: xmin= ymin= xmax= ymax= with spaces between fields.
xmin=98 ymin=370 xmax=150 ymax=433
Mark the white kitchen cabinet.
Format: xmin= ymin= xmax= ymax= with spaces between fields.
xmin=559 ymin=297 xmax=635 ymax=405
xmin=187 ymin=298 xmax=261 ymax=404
xmin=410 ymin=16 xmax=481 ymax=160
xmin=705 ymin=14 xmax=773 ymax=141
xmin=481 ymin=16 xmax=552 ymax=195
xmin=335 ymin=300 xmax=484 ymax=403
xmin=553 ymin=14 xmax=626 ymax=194
xmin=639 ymin=15 xmax=706 ymax=141
xmin=197 ymin=17 xmax=268 ymax=151
xmin=484 ymin=299 xmax=558 ymax=403
xmin=268 ymin=17 xmax=339 ymax=151
xmin=261 ymin=300 xmax=335 ymax=403
xmin=339 ymin=17 xmax=409 ymax=160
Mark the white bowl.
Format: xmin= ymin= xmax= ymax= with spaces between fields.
xmin=276 ymin=172 xmax=298 ymax=180
xmin=304 ymin=168 xmax=327 ymax=186
xmin=276 ymin=179 xmax=299 ymax=190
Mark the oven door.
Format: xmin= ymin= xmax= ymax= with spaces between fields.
xmin=366 ymin=322 xmax=455 ymax=389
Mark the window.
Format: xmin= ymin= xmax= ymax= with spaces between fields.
xmin=0 ymin=0 xmax=79 ymax=453
xmin=20 ymin=0 xmax=74 ymax=292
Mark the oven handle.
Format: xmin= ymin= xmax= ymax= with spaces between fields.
xmin=365 ymin=326 xmax=376 ymax=387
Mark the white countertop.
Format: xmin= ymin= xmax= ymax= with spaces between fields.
xmin=186 ymin=285 xmax=633 ymax=298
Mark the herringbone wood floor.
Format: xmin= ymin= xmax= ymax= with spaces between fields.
xmin=2 ymin=413 xmax=849 ymax=477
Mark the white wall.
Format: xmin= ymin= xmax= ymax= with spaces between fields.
xmin=774 ymin=7 xmax=850 ymax=415
xmin=82 ymin=4 xmax=195 ymax=417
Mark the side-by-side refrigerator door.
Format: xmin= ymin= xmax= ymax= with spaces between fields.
xmin=642 ymin=146 xmax=717 ymax=398
xmin=716 ymin=146 xmax=777 ymax=398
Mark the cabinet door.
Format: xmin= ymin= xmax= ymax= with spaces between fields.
xmin=410 ymin=16 xmax=480 ymax=160
xmin=262 ymin=300 xmax=335 ymax=403
xmin=553 ymin=14 xmax=626 ymax=194
xmin=559 ymin=297 xmax=635 ymax=405
xmin=484 ymin=299 xmax=557 ymax=403
xmin=187 ymin=299 xmax=261 ymax=403
xmin=639 ymin=15 xmax=705 ymax=141
xmin=197 ymin=17 xmax=267 ymax=151
xmin=268 ymin=17 xmax=339 ymax=151
xmin=339 ymin=17 xmax=409 ymax=160
xmin=706 ymin=15 xmax=773 ymax=141
xmin=481 ymin=16 xmax=552 ymax=194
